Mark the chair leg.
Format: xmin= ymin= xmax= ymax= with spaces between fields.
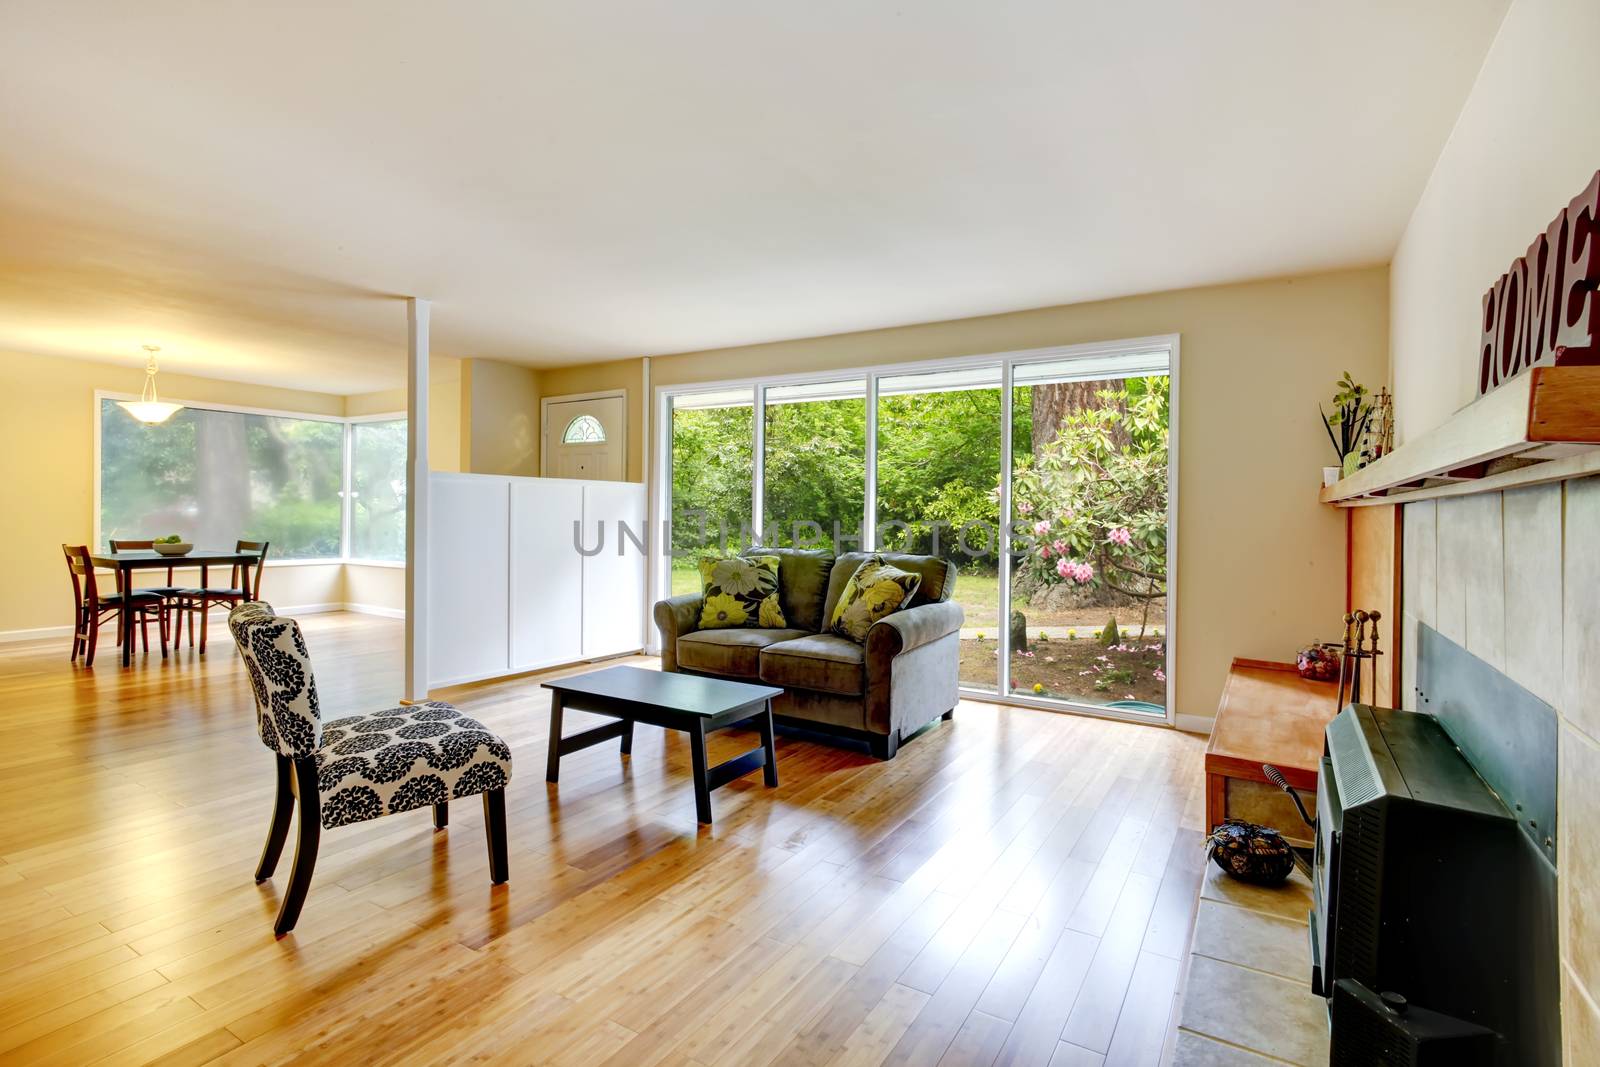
xmin=256 ymin=755 xmax=295 ymax=882
xmin=274 ymin=759 xmax=321 ymax=938
xmin=139 ymin=612 xmax=150 ymax=653
xmin=199 ymin=602 xmax=209 ymax=654
xmin=433 ymin=802 xmax=448 ymax=830
xmin=483 ymin=789 xmax=509 ymax=884
xmin=85 ymin=614 xmax=99 ymax=667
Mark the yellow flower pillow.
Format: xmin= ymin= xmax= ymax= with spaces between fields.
xmin=697 ymin=555 xmax=786 ymax=630
xmin=828 ymin=555 xmax=922 ymax=643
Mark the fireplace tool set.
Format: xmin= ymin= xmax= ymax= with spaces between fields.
xmin=1335 ymin=609 xmax=1383 ymax=710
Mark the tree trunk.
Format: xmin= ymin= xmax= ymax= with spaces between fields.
xmin=1030 ymin=379 xmax=1130 ymax=456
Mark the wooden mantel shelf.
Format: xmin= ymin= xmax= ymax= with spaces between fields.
xmin=1322 ymin=365 xmax=1600 ymax=508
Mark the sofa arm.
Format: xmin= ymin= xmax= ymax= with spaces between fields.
xmin=653 ymin=594 xmax=703 ymax=672
xmin=863 ymin=600 xmax=964 ymax=737
xmin=866 ymin=600 xmax=965 ymax=660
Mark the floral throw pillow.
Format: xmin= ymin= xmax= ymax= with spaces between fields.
xmin=697 ymin=555 xmax=786 ymax=629
xmin=828 ymin=555 xmax=922 ymax=644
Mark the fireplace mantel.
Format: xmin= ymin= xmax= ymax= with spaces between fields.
xmin=1321 ymin=365 xmax=1600 ymax=507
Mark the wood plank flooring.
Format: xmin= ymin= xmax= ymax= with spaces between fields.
xmin=0 ymin=612 xmax=1206 ymax=1066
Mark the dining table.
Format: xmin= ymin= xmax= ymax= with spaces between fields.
xmin=88 ymin=548 xmax=263 ymax=667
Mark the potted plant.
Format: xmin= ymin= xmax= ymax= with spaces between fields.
xmin=1321 ymin=372 xmax=1373 ymax=484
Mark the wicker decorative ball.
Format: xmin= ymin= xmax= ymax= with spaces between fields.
xmin=1205 ymin=820 xmax=1295 ymax=885
xmin=1296 ymin=642 xmax=1341 ymax=682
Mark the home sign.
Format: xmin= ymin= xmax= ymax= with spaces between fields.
xmin=1478 ymin=169 xmax=1600 ymax=395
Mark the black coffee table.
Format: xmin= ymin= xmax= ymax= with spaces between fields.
xmin=541 ymin=666 xmax=783 ymax=824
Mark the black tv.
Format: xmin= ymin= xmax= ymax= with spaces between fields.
xmin=1311 ymin=699 xmax=1557 ymax=1066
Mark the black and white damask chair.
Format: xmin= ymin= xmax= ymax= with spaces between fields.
xmin=228 ymin=601 xmax=511 ymax=936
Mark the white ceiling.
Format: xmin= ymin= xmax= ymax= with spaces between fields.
xmin=0 ymin=1 xmax=1508 ymax=394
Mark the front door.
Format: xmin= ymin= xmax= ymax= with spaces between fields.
xmin=544 ymin=394 xmax=625 ymax=480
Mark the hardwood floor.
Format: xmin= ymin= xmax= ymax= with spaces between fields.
xmin=0 ymin=612 xmax=1206 ymax=1066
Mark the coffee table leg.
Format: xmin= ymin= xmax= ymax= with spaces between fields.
xmin=759 ymin=699 xmax=778 ymax=787
xmin=546 ymin=693 xmax=564 ymax=783
xmin=689 ymin=721 xmax=713 ymax=824
xmin=621 ymin=719 xmax=634 ymax=756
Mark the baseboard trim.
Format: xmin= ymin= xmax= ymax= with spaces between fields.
xmin=0 ymin=623 xmax=73 ymax=644
xmin=277 ymin=602 xmax=345 ymax=616
xmin=342 ymin=602 xmax=405 ymax=619
xmin=1175 ymin=713 xmax=1213 ymax=736
xmin=0 ymin=602 xmax=400 ymax=645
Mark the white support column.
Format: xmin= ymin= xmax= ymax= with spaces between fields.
xmin=404 ymin=298 xmax=431 ymax=702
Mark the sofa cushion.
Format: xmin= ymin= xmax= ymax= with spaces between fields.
xmin=743 ymin=547 xmax=834 ymax=632
xmin=827 ymin=555 xmax=922 ymax=644
xmin=759 ymin=634 xmax=865 ymax=696
xmin=823 ymin=552 xmax=954 ymax=623
xmin=678 ymin=627 xmax=808 ymax=678
xmin=696 ymin=555 xmax=784 ymax=629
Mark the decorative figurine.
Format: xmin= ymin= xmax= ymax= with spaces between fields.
xmin=1205 ymin=820 xmax=1296 ymax=886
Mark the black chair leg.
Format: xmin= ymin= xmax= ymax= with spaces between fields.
xmin=256 ymin=755 xmax=295 ymax=882
xmin=274 ymin=759 xmax=321 ymax=938
xmin=483 ymin=789 xmax=509 ymax=884
xmin=433 ymin=802 xmax=448 ymax=830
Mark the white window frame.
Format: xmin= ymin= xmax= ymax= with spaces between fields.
xmin=93 ymin=390 xmax=407 ymax=567
xmin=651 ymin=333 xmax=1180 ymax=728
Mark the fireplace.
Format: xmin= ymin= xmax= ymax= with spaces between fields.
xmin=1310 ymin=624 xmax=1560 ymax=1065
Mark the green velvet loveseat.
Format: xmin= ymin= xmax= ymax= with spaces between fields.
xmin=653 ymin=549 xmax=963 ymax=759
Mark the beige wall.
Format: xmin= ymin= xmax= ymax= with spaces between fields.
xmin=1389 ymin=0 xmax=1600 ymax=444
xmin=548 ymin=266 xmax=1390 ymax=726
xmin=538 ymin=358 xmax=646 ymax=481
xmin=1401 ymin=483 xmax=1600 ymax=1060
xmin=0 ymin=350 xmax=348 ymax=635
xmin=343 ymin=355 xmax=463 ymax=474
xmin=461 ymin=358 xmax=541 ymax=476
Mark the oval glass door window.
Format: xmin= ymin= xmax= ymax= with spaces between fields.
xmin=562 ymin=414 xmax=606 ymax=443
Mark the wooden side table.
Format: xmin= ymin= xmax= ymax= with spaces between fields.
xmin=1204 ymin=658 xmax=1338 ymax=846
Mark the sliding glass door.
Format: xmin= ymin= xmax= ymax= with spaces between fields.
xmin=667 ymin=387 xmax=754 ymax=595
xmin=657 ymin=337 xmax=1175 ymax=723
xmin=876 ymin=366 xmax=1003 ymax=693
xmin=763 ymin=380 xmax=867 ymax=548
xmin=1008 ymin=352 xmax=1171 ymax=715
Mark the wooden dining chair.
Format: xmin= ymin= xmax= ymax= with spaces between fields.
xmin=228 ymin=602 xmax=511 ymax=936
xmin=109 ymin=538 xmax=189 ymax=642
xmin=174 ymin=539 xmax=270 ymax=653
xmin=62 ymin=545 xmax=167 ymax=666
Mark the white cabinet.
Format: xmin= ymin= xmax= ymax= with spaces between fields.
xmin=427 ymin=473 xmax=646 ymax=688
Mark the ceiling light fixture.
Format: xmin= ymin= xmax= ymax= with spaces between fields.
xmin=117 ymin=344 xmax=183 ymax=424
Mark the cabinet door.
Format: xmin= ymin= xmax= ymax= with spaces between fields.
xmin=581 ymin=481 xmax=647 ymax=658
xmin=428 ymin=475 xmax=510 ymax=686
xmin=510 ymin=479 xmax=585 ymax=671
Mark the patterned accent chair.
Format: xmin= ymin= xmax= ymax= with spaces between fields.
xmin=228 ymin=602 xmax=512 ymax=936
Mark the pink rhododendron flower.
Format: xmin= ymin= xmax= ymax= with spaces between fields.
xmin=1032 ymin=519 xmax=1051 ymax=537
xmin=1016 ymin=500 xmax=1033 ymax=515
xmin=1055 ymin=557 xmax=1071 ymax=578
xmin=1108 ymin=526 xmax=1132 ymax=547
xmin=1051 ymin=539 xmax=1068 ymax=556
xmin=1039 ymin=544 xmax=1052 ymax=559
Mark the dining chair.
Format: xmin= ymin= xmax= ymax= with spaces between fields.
xmin=228 ymin=601 xmax=511 ymax=936
xmin=109 ymin=538 xmax=189 ymax=642
xmin=174 ymin=539 xmax=270 ymax=653
xmin=62 ymin=545 xmax=167 ymax=666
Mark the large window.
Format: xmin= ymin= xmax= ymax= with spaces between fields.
xmin=763 ymin=380 xmax=866 ymax=549
xmin=658 ymin=338 xmax=1176 ymax=724
xmin=350 ymin=418 xmax=407 ymax=561
xmin=668 ymin=388 xmax=754 ymax=594
xmin=98 ymin=398 xmax=407 ymax=563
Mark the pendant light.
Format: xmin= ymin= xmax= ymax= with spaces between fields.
xmin=117 ymin=345 xmax=183 ymax=424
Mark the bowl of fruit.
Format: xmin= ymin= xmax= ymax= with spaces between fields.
xmin=152 ymin=535 xmax=193 ymax=556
